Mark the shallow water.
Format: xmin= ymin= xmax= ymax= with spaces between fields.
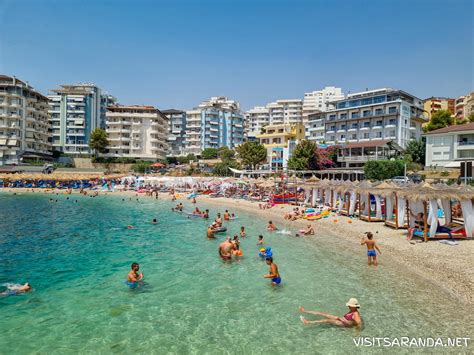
xmin=0 ymin=193 xmax=472 ymax=354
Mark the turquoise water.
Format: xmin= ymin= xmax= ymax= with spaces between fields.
xmin=0 ymin=193 xmax=471 ymax=354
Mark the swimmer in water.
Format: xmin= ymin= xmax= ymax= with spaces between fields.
xmin=126 ymin=262 xmax=144 ymax=288
xmin=257 ymin=235 xmax=265 ymax=245
xmin=267 ymin=221 xmax=277 ymax=231
xmin=264 ymin=257 xmax=281 ymax=286
xmin=192 ymin=197 xmax=196 ymax=204
xmin=215 ymin=213 xmax=223 ymax=227
xmin=203 ymin=209 xmax=209 ymax=219
xmin=224 ymin=210 xmax=230 ymax=221
xmin=240 ymin=226 xmax=246 ymax=238
xmin=207 ymin=224 xmax=217 ymax=239
xmin=1 ymin=283 xmax=32 ymax=296
xmin=127 ymin=225 xmax=135 ymax=229
xmin=151 ymin=218 xmax=158 ymax=224
xmin=299 ymin=298 xmax=362 ymax=327
xmin=218 ymin=237 xmax=235 ymax=260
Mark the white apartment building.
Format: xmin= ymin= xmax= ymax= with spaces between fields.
xmin=184 ymin=96 xmax=245 ymax=155
xmin=245 ymin=106 xmax=269 ymax=140
xmin=302 ymin=86 xmax=344 ymax=123
xmin=424 ymin=122 xmax=474 ymax=168
xmin=48 ymin=84 xmax=116 ymax=155
xmin=105 ymin=105 xmax=169 ymax=160
xmin=0 ymin=75 xmax=51 ymax=165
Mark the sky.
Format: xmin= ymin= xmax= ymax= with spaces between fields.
xmin=0 ymin=0 xmax=472 ymax=111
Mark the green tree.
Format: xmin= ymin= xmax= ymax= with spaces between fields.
xmin=287 ymin=156 xmax=309 ymax=170
xmin=404 ymin=138 xmax=426 ymax=165
xmin=467 ymin=113 xmax=474 ymax=123
xmin=236 ymin=141 xmax=267 ymax=169
xmin=424 ymin=110 xmax=454 ymax=132
xmin=89 ymin=128 xmax=109 ymax=156
xmin=213 ymin=159 xmax=241 ymax=176
xmin=186 ymin=153 xmax=197 ymax=162
xmin=217 ymin=146 xmax=235 ymax=160
xmin=288 ymin=140 xmax=318 ymax=170
xmin=364 ymin=160 xmax=405 ymax=181
xmin=132 ymin=161 xmax=152 ymax=174
xmin=201 ymin=148 xmax=219 ymax=159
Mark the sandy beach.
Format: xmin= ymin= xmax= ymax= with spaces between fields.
xmin=4 ymin=187 xmax=474 ymax=305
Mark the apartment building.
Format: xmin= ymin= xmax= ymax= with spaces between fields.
xmin=463 ymin=92 xmax=474 ymax=119
xmin=312 ymin=88 xmax=425 ymax=168
xmin=0 ymin=75 xmax=51 ymax=165
xmin=256 ymin=123 xmax=305 ymax=170
xmin=455 ymin=96 xmax=466 ymax=121
xmin=302 ymin=86 xmax=344 ymax=123
xmin=105 ymin=105 xmax=168 ymax=160
xmin=162 ymin=109 xmax=186 ymax=156
xmin=245 ymin=86 xmax=343 ymax=139
xmin=245 ymin=106 xmax=269 ymax=140
xmin=423 ymin=97 xmax=455 ymax=120
xmin=184 ymin=96 xmax=244 ymax=155
xmin=424 ymin=122 xmax=474 ymax=168
xmin=48 ymin=84 xmax=116 ymax=155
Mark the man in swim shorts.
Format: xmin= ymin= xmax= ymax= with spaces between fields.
xmin=127 ymin=262 xmax=144 ymax=288
xmin=267 ymin=221 xmax=277 ymax=231
xmin=215 ymin=213 xmax=223 ymax=227
xmin=218 ymin=237 xmax=235 ymax=260
xmin=203 ymin=209 xmax=209 ymax=219
xmin=207 ymin=224 xmax=217 ymax=239
xmin=224 ymin=210 xmax=230 ymax=221
xmin=264 ymin=257 xmax=281 ymax=286
xmin=361 ymin=232 xmax=381 ymax=266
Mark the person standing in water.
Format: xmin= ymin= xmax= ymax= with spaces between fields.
xmin=224 ymin=210 xmax=230 ymax=221
xmin=127 ymin=263 xmax=144 ymax=288
xmin=299 ymin=298 xmax=362 ymax=327
xmin=215 ymin=213 xmax=223 ymax=227
xmin=240 ymin=226 xmax=247 ymax=237
xmin=264 ymin=257 xmax=281 ymax=286
xmin=361 ymin=232 xmax=381 ymax=266
xmin=218 ymin=237 xmax=235 ymax=260
xmin=267 ymin=221 xmax=277 ymax=231
xmin=257 ymin=235 xmax=265 ymax=245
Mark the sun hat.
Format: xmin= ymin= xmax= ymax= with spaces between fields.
xmin=346 ymin=298 xmax=360 ymax=308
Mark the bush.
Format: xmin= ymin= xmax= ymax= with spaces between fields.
xmin=440 ymin=171 xmax=450 ymax=177
xmin=364 ymin=160 xmax=405 ymax=181
xmin=132 ymin=161 xmax=152 ymax=173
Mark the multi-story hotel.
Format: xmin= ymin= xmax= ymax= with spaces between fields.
xmin=424 ymin=122 xmax=474 ymax=168
xmin=162 ymin=109 xmax=187 ymax=156
xmin=246 ymin=87 xmax=343 ymax=139
xmin=256 ymin=123 xmax=305 ymax=170
xmin=0 ymin=75 xmax=51 ymax=166
xmin=462 ymin=92 xmax=474 ymax=119
xmin=184 ymin=96 xmax=245 ymax=155
xmin=455 ymin=96 xmax=467 ymax=121
xmin=308 ymin=88 xmax=426 ymax=168
xmin=48 ymin=84 xmax=116 ymax=155
xmin=423 ymin=96 xmax=455 ymax=120
xmin=105 ymin=105 xmax=169 ymax=160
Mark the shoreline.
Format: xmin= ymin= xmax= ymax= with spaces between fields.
xmin=3 ymin=187 xmax=473 ymax=305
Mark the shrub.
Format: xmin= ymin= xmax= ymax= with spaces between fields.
xmin=364 ymin=160 xmax=405 ymax=181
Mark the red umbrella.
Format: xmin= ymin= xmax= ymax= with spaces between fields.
xmin=151 ymin=163 xmax=164 ymax=168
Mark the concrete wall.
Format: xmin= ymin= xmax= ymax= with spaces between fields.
xmin=73 ymin=158 xmax=133 ymax=173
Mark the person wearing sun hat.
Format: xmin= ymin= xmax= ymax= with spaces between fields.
xmin=299 ymin=298 xmax=362 ymax=327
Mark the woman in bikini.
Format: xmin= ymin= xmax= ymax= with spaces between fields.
xmin=299 ymin=298 xmax=361 ymax=327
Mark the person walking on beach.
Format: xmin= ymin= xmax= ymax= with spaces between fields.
xmin=264 ymin=257 xmax=281 ymax=286
xmin=299 ymin=298 xmax=362 ymax=327
xmin=361 ymin=232 xmax=381 ymax=266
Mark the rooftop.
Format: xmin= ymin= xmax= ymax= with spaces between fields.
xmin=423 ymin=123 xmax=474 ymax=135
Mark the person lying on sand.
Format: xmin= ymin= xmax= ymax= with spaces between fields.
xmin=299 ymin=298 xmax=361 ymax=327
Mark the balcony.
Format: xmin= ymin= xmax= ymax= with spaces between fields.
xmin=338 ymin=155 xmax=388 ymax=162
xmin=372 ymin=125 xmax=383 ymax=130
xmin=360 ymin=126 xmax=370 ymax=130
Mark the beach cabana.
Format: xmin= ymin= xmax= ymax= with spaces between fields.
xmin=397 ymin=184 xmax=474 ymax=241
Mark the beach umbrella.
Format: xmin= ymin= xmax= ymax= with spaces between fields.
xmin=305 ymin=175 xmax=320 ymax=183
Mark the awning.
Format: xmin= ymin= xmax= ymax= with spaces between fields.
xmin=445 ymin=161 xmax=461 ymax=168
xmin=0 ymin=138 xmax=6 ymax=145
xmin=7 ymin=139 xmax=17 ymax=146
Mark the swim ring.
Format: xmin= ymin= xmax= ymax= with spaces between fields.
xmin=215 ymin=226 xmax=227 ymax=233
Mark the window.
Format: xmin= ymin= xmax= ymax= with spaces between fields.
xmin=388 ymin=107 xmax=397 ymax=114
xmin=364 ymin=133 xmax=369 ymax=139
xmin=351 ymin=112 xmax=360 ymax=118
xmin=390 ymin=130 xmax=396 ymax=137
xmin=329 ymin=114 xmax=336 ymax=120
xmin=340 ymin=135 xmax=345 ymax=140
xmin=330 ymin=135 xmax=335 ymax=141
xmin=389 ymin=119 xmax=396 ymax=125
xmin=351 ymin=123 xmax=358 ymax=129
xmin=375 ymin=108 xmax=384 ymax=115
xmin=376 ymin=120 xmax=383 ymax=126
xmin=363 ymin=122 xmax=370 ymax=128
xmin=373 ymin=96 xmax=386 ymax=103
xmin=363 ymin=110 xmax=371 ymax=117
xmin=376 ymin=132 xmax=382 ymax=138
xmin=341 ymin=125 xmax=346 ymax=130
xmin=361 ymin=98 xmax=372 ymax=105
xmin=340 ymin=113 xmax=347 ymax=119
xmin=351 ymin=134 xmax=357 ymax=139
xmin=433 ymin=152 xmax=442 ymax=155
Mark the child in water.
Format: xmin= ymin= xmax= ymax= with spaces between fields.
xmin=257 ymin=235 xmax=264 ymax=245
xmin=361 ymin=232 xmax=381 ymax=266
xmin=240 ymin=226 xmax=246 ymax=238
